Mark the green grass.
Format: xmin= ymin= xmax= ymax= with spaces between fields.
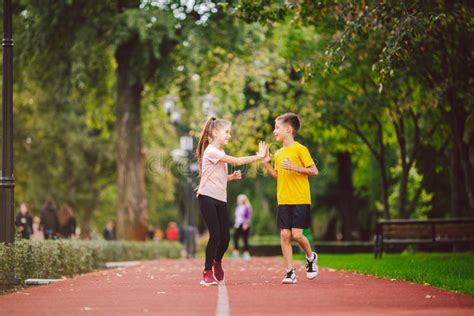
xmin=294 ymin=252 xmax=474 ymax=296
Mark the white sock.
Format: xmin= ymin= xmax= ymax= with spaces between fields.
xmin=306 ymin=252 xmax=315 ymax=261
xmin=286 ymin=267 xmax=294 ymax=273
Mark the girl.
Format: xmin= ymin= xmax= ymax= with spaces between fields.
xmin=196 ymin=117 xmax=266 ymax=286
xmin=232 ymin=194 xmax=253 ymax=260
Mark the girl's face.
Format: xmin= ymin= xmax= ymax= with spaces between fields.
xmin=273 ymin=119 xmax=291 ymax=142
xmin=212 ymin=123 xmax=232 ymax=147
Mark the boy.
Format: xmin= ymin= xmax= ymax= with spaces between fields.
xmin=262 ymin=113 xmax=319 ymax=284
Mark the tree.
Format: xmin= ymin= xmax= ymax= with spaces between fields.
xmin=236 ymin=0 xmax=474 ymax=218
xmin=15 ymin=0 xmax=222 ymax=239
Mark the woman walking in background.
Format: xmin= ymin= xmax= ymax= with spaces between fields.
xmin=58 ymin=204 xmax=77 ymax=238
xmin=40 ymin=199 xmax=59 ymax=239
xmin=232 ymin=194 xmax=253 ymax=260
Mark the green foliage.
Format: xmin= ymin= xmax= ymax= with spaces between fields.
xmin=0 ymin=239 xmax=181 ymax=286
xmin=6 ymin=0 xmax=472 ymax=242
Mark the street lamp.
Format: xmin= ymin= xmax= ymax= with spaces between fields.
xmin=201 ymin=94 xmax=216 ymax=116
xmin=1 ymin=0 xmax=19 ymax=286
xmin=1 ymin=0 xmax=15 ymax=245
xmin=163 ymin=95 xmax=197 ymax=258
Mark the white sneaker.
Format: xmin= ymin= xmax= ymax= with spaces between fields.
xmin=306 ymin=252 xmax=318 ymax=279
xmin=231 ymin=250 xmax=239 ymax=259
xmin=243 ymin=251 xmax=251 ymax=260
xmin=282 ymin=268 xmax=297 ymax=284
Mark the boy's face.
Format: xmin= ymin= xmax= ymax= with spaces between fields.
xmin=273 ymin=119 xmax=293 ymax=142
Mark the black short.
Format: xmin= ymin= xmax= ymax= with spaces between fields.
xmin=277 ymin=204 xmax=311 ymax=229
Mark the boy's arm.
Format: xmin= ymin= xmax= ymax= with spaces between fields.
xmin=263 ymin=161 xmax=277 ymax=179
xmin=262 ymin=148 xmax=277 ymax=179
xmin=282 ymin=159 xmax=319 ymax=176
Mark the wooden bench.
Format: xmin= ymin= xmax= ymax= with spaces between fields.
xmin=374 ymin=218 xmax=474 ymax=258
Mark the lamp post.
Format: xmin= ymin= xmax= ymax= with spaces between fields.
xmin=201 ymin=94 xmax=216 ymax=117
xmin=1 ymin=0 xmax=15 ymax=245
xmin=163 ymin=95 xmax=197 ymax=257
xmin=1 ymin=0 xmax=19 ymax=286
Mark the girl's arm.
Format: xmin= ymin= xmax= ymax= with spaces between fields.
xmin=220 ymin=154 xmax=263 ymax=166
xmin=220 ymin=141 xmax=267 ymax=166
xmin=228 ymin=170 xmax=242 ymax=181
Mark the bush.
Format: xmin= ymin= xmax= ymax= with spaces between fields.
xmin=0 ymin=239 xmax=182 ymax=285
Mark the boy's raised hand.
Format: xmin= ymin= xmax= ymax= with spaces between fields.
xmin=257 ymin=141 xmax=267 ymax=159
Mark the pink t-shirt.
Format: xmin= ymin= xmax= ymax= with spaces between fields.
xmin=197 ymin=144 xmax=228 ymax=202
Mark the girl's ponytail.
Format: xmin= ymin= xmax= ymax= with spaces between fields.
xmin=196 ymin=117 xmax=216 ymax=176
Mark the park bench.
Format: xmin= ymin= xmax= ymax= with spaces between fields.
xmin=374 ymin=218 xmax=474 ymax=258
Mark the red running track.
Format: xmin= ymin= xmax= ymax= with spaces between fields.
xmin=0 ymin=257 xmax=473 ymax=315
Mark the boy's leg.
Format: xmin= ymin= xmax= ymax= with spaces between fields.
xmin=291 ymin=205 xmax=315 ymax=258
xmin=291 ymin=228 xmax=313 ymax=258
xmin=280 ymin=229 xmax=293 ymax=268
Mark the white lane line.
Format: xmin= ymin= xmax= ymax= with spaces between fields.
xmin=216 ymin=282 xmax=230 ymax=316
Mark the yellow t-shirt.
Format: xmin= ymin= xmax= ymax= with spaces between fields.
xmin=274 ymin=141 xmax=314 ymax=205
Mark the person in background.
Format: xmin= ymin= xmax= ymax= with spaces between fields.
xmin=15 ymin=203 xmax=33 ymax=239
xmin=166 ymin=221 xmax=179 ymax=241
xmin=147 ymin=225 xmax=155 ymax=240
xmin=232 ymin=194 xmax=253 ymax=260
xmin=154 ymin=227 xmax=164 ymax=241
xmin=31 ymin=216 xmax=44 ymax=240
xmin=57 ymin=204 xmax=77 ymax=238
xmin=40 ymin=199 xmax=59 ymax=240
xmin=103 ymin=221 xmax=115 ymax=240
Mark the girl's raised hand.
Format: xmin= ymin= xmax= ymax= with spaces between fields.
xmin=257 ymin=141 xmax=267 ymax=159
xmin=262 ymin=148 xmax=271 ymax=163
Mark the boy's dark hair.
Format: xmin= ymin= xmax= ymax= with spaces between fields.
xmin=276 ymin=113 xmax=300 ymax=135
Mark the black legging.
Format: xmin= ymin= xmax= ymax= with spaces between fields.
xmin=234 ymin=224 xmax=250 ymax=252
xmin=198 ymin=195 xmax=230 ymax=271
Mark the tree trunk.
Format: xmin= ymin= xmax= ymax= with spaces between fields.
xmin=115 ymin=38 xmax=148 ymax=240
xmin=449 ymin=144 xmax=469 ymax=217
xmin=336 ymin=152 xmax=359 ymax=240
xmin=448 ymin=88 xmax=474 ymax=215
xmin=80 ymin=207 xmax=93 ymax=239
xmin=393 ymin=114 xmax=409 ymax=218
xmin=374 ymin=117 xmax=390 ymax=219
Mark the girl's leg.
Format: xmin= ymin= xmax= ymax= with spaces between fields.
xmin=233 ymin=225 xmax=241 ymax=251
xmin=242 ymin=227 xmax=250 ymax=252
xmin=214 ymin=201 xmax=230 ymax=262
xmin=198 ymin=196 xmax=221 ymax=270
xmin=280 ymin=229 xmax=293 ymax=269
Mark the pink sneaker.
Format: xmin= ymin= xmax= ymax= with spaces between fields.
xmin=200 ymin=270 xmax=217 ymax=286
xmin=213 ymin=260 xmax=224 ymax=282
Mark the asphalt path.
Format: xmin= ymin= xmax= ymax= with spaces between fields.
xmin=0 ymin=257 xmax=473 ymax=315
